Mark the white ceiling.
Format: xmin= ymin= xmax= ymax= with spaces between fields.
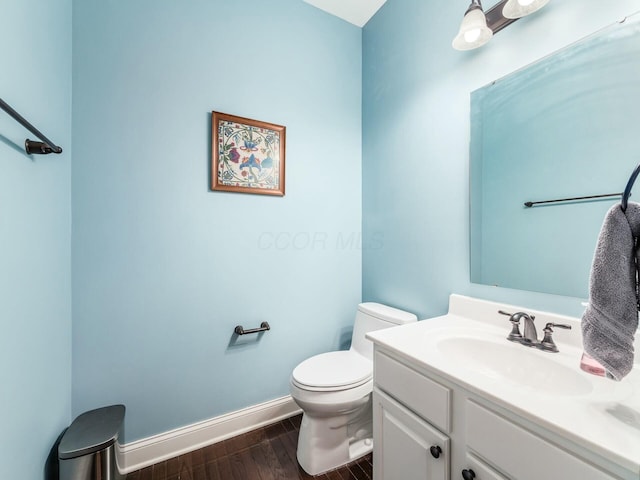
xmin=303 ymin=0 xmax=387 ymax=27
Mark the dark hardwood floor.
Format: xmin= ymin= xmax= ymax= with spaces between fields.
xmin=125 ymin=414 xmax=372 ymax=480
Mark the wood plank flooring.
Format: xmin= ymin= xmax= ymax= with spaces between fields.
xmin=125 ymin=414 xmax=372 ymax=480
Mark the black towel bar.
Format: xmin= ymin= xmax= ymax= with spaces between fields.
xmin=524 ymin=193 xmax=623 ymax=208
xmin=234 ymin=322 xmax=270 ymax=335
xmin=0 ymin=97 xmax=63 ymax=155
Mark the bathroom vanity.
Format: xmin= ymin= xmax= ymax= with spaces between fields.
xmin=366 ymin=295 xmax=640 ymax=480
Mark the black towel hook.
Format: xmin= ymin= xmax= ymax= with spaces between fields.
xmin=621 ymin=164 xmax=640 ymax=212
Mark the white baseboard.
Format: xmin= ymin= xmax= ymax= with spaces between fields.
xmin=119 ymin=395 xmax=301 ymax=473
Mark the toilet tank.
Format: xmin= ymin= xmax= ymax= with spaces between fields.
xmin=350 ymin=303 xmax=417 ymax=360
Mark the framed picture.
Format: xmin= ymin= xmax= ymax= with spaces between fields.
xmin=211 ymin=111 xmax=286 ymax=196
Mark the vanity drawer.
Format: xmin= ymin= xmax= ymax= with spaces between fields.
xmin=462 ymin=453 xmax=508 ymax=480
xmin=466 ymin=400 xmax=616 ymax=480
xmin=374 ymin=351 xmax=451 ymax=433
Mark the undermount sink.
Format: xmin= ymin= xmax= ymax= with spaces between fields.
xmin=436 ymin=335 xmax=594 ymax=396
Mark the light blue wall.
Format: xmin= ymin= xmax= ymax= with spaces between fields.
xmin=0 ymin=0 xmax=72 ymax=478
xmin=363 ymin=0 xmax=639 ymax=320
xmin=6 ymin=0 xmax=632 ymax=465
xmin=72 ymin=0 xmax=362 ymax=441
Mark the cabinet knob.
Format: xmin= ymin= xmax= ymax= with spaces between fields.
xmin=429 ymin=445 xmax=442 ymax=459
xmin=462 ymin=469 xmax=476 ymax=480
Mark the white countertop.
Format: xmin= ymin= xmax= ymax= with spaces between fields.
xmin=367 ymin=294 xmax=640 ymax=476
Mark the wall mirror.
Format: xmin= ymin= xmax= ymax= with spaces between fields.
xmin=470 ymin=13 xmax=640 ymax=298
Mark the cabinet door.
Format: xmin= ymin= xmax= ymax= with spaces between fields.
xmin=374 ymin=388 xmax=450 ymax=480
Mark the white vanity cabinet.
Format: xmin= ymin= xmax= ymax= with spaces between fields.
xmin=372 ymin=349 xmax=625 ymax=480
xmin=373 ymin=389 xmax=450 ymax=480
xmin=373 ymin=349 xmax=452 ymax=480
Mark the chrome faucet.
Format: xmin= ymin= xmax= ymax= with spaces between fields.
xmin=499 ymin=310 xmax=537 ymax=346
xmin=519 ymin=313 xmax=538 ymax=346
xmin=498 ymin=310 xmax=571 ymax=352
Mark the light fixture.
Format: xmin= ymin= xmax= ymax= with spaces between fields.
xmin=452 ymin=0 xmax=493 ymax=51
xmin=502 ymin=0 xmax=550 ymax=19
xmin=452 ymin=0 xmax=551 ymax=51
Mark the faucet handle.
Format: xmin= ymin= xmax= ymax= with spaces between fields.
xmin=539 ymin=323 xmax=572 ymax=353
xmin=498 ymin=310 xmax=524 ymax=342
xmin=545 ymin=322 xmax=571 ymax=330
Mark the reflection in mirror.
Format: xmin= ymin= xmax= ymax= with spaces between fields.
xmin=470 ymin=13 xmax=640 ymax=298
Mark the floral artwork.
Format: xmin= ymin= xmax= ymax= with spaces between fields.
xmin=211 ymin=112 xmax=285 ymax=196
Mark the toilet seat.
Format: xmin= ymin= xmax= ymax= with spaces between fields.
xmin=292 ymin=351 xmax=372 ymax=392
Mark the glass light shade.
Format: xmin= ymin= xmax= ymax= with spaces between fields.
xmin=452 ymin=8 xmax=493 ymax=51
xmin=502 ymin=0 xmax=550 ymax=19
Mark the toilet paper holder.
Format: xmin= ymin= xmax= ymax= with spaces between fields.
xmin=234 ymin=322 xmax=270 ymax=335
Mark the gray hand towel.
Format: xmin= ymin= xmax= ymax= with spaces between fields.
xmin=582 ymin=202 xmax=640 ymax=381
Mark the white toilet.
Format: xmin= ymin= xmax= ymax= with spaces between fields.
xmin=289 ymin=302 xmax=417 ymax=475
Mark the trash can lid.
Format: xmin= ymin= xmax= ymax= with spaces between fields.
xmin=59 ymin=405 xmax=125 ymax=460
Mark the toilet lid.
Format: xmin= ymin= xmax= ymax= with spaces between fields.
xmin=292 ymin=351 xmax=372 ymax=390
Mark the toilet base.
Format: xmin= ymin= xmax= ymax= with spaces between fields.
xmin=295 ymin=396 xmax=373 ymax=476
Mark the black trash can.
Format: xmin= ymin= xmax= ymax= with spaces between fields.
xmin=58 ymin=405 xmax=126 ymax=480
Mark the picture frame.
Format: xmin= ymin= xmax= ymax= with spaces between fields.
xmin=211 ymin=111 xmax=286 ymax=196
